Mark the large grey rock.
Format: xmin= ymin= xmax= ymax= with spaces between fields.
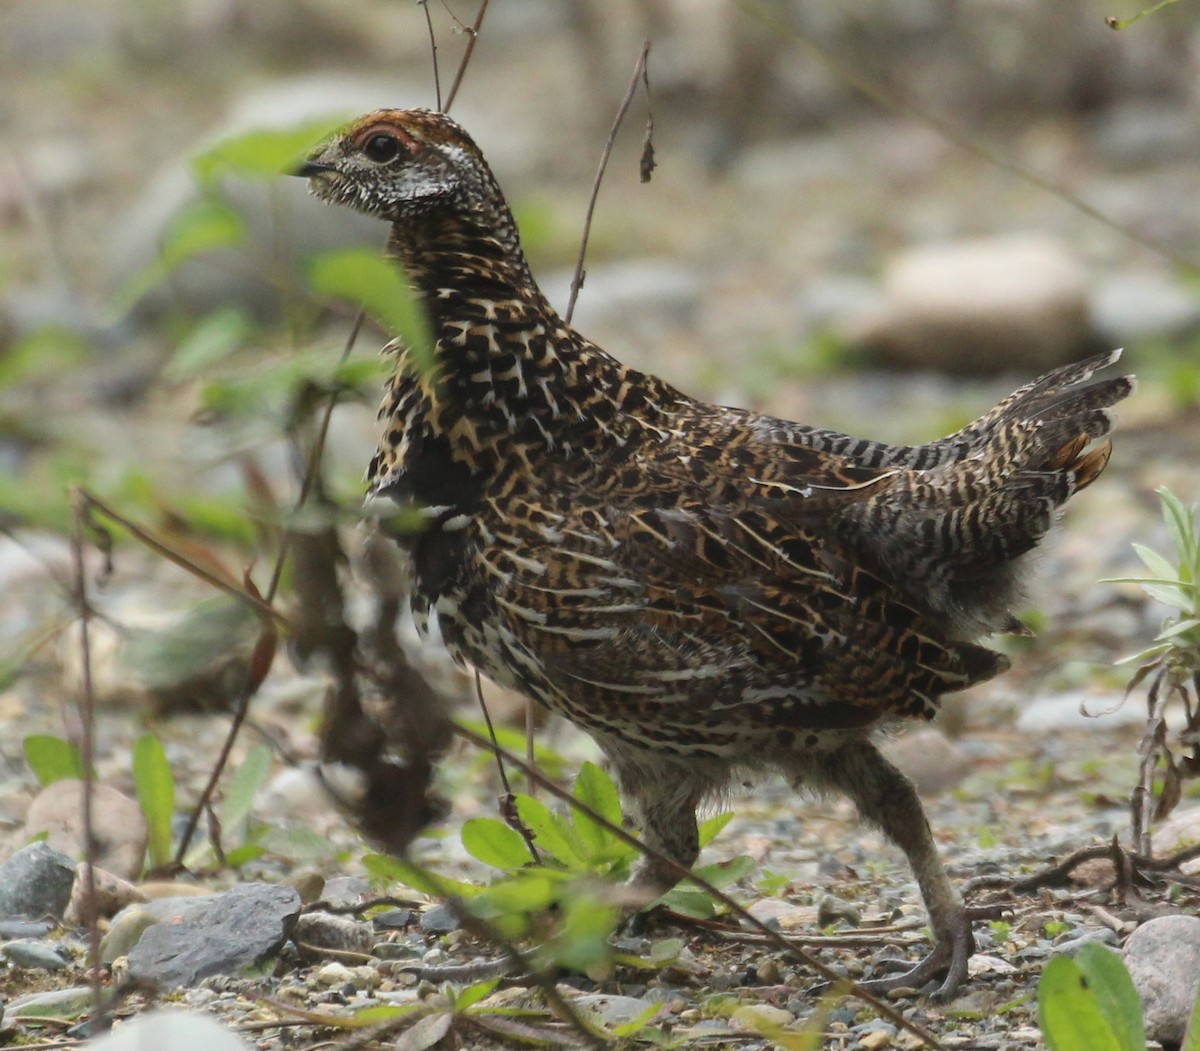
xmin=0 ymin=841 xmax=77 ymax=920
xmin=1124 ymin=913 xmax=1200 ymax=1045
xmin=127 ymin=883 xmax=300 ymax=990
xmin=83 ymin=1009 xmax=252 ymax=1051
xmin=844 ymin=234 xmax=1093 ymax=375
xmin=23 ymin=780 xmax=148 ymax=880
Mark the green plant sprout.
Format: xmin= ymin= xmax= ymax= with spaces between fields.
xmin=1104 ymin=486 xmax=1200 ymax=852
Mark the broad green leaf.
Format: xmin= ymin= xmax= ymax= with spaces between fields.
xmin=1074 ymin=943 xmax=1145 ymax=1051
xmin=693 ymin=853 xmax=755 ymax=888
xmin=572 ymin=761 xmax=624 ymax=855
xmin=132 ymin=734 xmax=175 ymax=869
xmin=514 ymin=795 xmax=585 ymax=867
xmin=192 ymin=117 xmax=349 ymax=183
xmin=306 ymin=249 xmax=434 ymax=374
xmin=165 ymin=308 xmax=255 ymax=381
xmin=0 ymin=326 xmax=90 ymax=386
xmin=657 ymin=885 xmax=714 ymax=919
xmin=23 ymin=735 xmax=85 ymax=785
xmin=220 ymin=743 xmax=273 ymax=832
xmin=453 ymin=977 xmax=501 ymax=1012
xmin=698 ymin=810 xmax=735 ymax=848
xmin=461 ymin=818 xmax=536 ymax=870
xmin=611 ymin=1001 xmax=665 ymax=1038
xmin=1037 ymin=954 xmax=1124 ymax=1051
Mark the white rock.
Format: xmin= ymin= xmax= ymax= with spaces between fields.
xmin=23 ymin=780 xmax=147 ymax=881
xmin=844 ymin=234 xmax=1091 ymax=375
xmin=83 ymin=1009 xmax=251 ymax=1051
xmin=1124 ymin=914 xmax=1200 ymax=1045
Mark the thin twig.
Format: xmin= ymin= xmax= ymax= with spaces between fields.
xmin=172 ymin=308 xmax=366 ymax=866
xmin=443 ymin=0 xmax=490 ymax=113
xmin=68 ymin=488 xmax=104 ymax=1024
xmin=419 ymin=0 xmax=442 ymax=111
xmin=565 ymin=41 xmax=653 ymax=325
xmin=473 ymin=670 xmax=541 ymax=864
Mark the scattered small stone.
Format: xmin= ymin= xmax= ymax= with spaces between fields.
xmin=571 ymin=994 xmax=657 ymax=1027
xmin=816 ymin=892 xmax=861 ymax=928
xmin=372 ymin=908 xmax=415 ymax=930
xmin=744 ymin=898 xmax=817 ymax=931
xmin=23 ymin=780 xmax=148 ymax=880
xmin=2 ymin=939 xmax=71 ymax=970
xmin=65 ymin=864 xmax=147 ymax=925
xmin=1123 ymin=913 xmax=1200 ymax=1046
xmin=966 ymin=953 xmax=1018 ymax=976
xmin=859 ymin=1028 xmax=896 ymax=1049
xmin=288 ymin=869 xmax=326 ymax=904
xmin=418 ymin=903 xmax=461 ymax=934
xmin=6 ymin=986 xmax=95 ymax=1021
xmin=1054 ymin=927 xmax=1119 ymax=955
xmin=295 ymin=912 xmax=373 ymax=959
xmin=82 ymin=1009 xmax=253 ymax=1050
xmin=127 ymin=883 xmax=300 ymax=990
xmin=755 ymin=958 xmax=782 ymax=984
xmin=1151 ymin=804 xmax=1200 ymax=869
xmin=731 ymin=1003 xmax=794 ymax=1032
xmin=0 ymin=841 xmax=77 ymax=920
xmin=0 ymin=919 xmax=53 ymax=938
xmin=320 ymin=876 xmax=371 ymax=908
xmin=314 ymin=961 xmax=356 ymax=987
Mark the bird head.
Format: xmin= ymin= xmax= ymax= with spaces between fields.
xmin=294 ymin=108 xmax=491 ymax=224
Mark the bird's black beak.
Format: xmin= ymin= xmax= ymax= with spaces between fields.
xmin=290 ymin=160 xmax=337 ymax=178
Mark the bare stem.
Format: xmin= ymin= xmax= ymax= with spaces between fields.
xmin=565 ymin=41 xmax=653 ymax=325
xmin=443 ymin=0 xmax=490 ymax=113
xmin=69 ymin=487 xmax=104 ymax=1022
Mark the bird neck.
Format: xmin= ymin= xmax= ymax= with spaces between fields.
xmin=382 ymin=209 xmax=678 ymax=470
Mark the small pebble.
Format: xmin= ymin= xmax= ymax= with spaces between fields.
xmin=2 ymin=939 xmax=71 ymax=970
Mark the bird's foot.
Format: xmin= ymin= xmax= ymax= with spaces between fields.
xmin=818 ymin=904 xmax=998 ymax=1002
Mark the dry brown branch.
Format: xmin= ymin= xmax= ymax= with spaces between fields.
xmin=419 ymin=1 xmax=442 ymax=111
xmin=68 ymin=487 xmax=104 ymax=1023
xmin=443 ymin=0 xmax=491 ymax=113
xmin=565 ymin=41 xmax=654 ymax=325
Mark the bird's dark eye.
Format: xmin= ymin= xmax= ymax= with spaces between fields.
xmin=364 ymin=134 xmax=401 ymax=163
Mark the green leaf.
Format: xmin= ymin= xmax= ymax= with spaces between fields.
xmin=693 ymin=853 xmax=756 ymax=889
xmin=514 ymin=795 xmax=585 ymax=868
xmin=1037 ymin=954 xmax=1124 ymax=1051
xmin=453 ymin=977 xmax=502 ymax=1012
xmin=132 ymin=734 xmax=175 ymax=869
xmin=306 ymin=249 xmax=434 ymax=374
xmin=657 ymin=885 xmax=715 ymax=919
xmin=23 ymin=735 xmax=85 ymax=785
xmin=1074 ymin=943 xmax=1145 ymax=1051
xmin=223 ymin=843 xmax=267 ymax=868
xmin=192 ymin=117 xmax=349 ymax=183
xmin=1159 ymin=486 xmax=1198 ymax=573
xmin=1133 ymin=542 xmax=1180 ymax=583
xmin=571 ymin=761 xmax=624 ymax=855
xmin=461 ymin=818 xmax=536 ymax=871
xmin=220 ymin=743 xmax=273 ymax=831
xmin=698 ymin=810 xmax=735 ymax=848
xmin=165 ymin=308 xmax=255 ymax=381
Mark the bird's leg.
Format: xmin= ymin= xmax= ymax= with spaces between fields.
xmin=804 ymin=739 xmax=975 ymax=1001
xmin=607 ymin=753 xmax=706 ymax=921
